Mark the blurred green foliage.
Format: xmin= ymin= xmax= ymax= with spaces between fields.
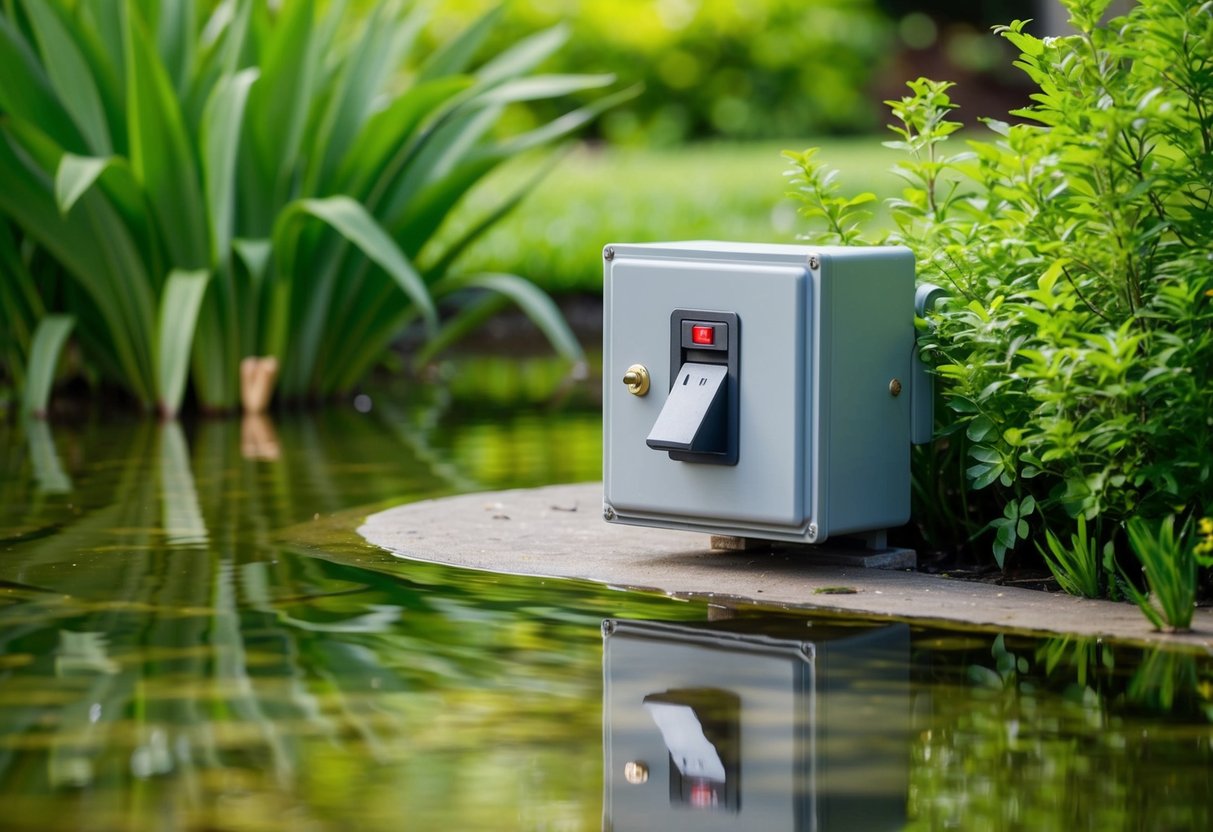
xmin=0 ymin=0 xmax=611 ymax=416
xmin=427 ymin=0 xmax=893 ymax=144
xmin=787 ymin=1 xmax=1213 ymax=592
xmin=444 ymin=140 xmax=900 ymax=296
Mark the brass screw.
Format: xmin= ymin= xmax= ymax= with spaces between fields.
xmin=622 ymin=364 xmax=650 ymax=396
xmin=889 ymin=378 xmax=903 ymax=397
xmin=624 ymin=761 xmax=649 ymax=785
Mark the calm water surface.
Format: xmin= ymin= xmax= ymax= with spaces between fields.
xmin=1 ymin=385 xmax=1211 ymax=831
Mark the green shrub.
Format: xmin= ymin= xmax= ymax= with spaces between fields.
xmin=0 ymin=0 xmax=616 ymax=415
xmin=426 ymin=0 xmax=892 ymax=144
xmin=785 ymin=0 xmax=1213 ymax=575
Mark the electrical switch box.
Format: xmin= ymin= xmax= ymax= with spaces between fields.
xmin=603 ymin=242 xmax=918 ymax=545
xmin=602 ymin=617 xmax=909 ymax=831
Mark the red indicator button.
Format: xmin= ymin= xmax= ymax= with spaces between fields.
xmin=691 ymin=325 xmax=715 ymax=346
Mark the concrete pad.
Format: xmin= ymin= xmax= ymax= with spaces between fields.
xmin=358 ymin=482 xmax=1213 ymax=647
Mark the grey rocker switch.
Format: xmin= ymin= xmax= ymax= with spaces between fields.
xmin=646 ymin=310 xmax=740 ymax=465
xmin=646 ymin=363 xmax=728 ymax=454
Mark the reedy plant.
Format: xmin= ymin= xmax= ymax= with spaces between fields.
xmin=0 ymin=0 xmax=621 ymax=416
xmin=784 ymin=0 xmax=1213 ymax=581
xmin=1121 ymin=515 xmax=1211 ymax=632
xmin=1037 ymin=514 xmax=1110 ymax=599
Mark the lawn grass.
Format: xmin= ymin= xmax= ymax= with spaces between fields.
xmin=438 ymin=138 xmax=902 ymax=295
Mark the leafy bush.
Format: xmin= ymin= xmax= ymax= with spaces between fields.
xmin=785 ymin=0 xmax=1213 ymax=577
xmin=426 ymin=0 xmax=892 ymax=144
xmin=0 ymin=0 xmax=616 ymax=416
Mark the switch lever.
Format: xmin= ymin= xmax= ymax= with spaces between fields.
xmin=646 ymin=363 xmax=729 ymax=455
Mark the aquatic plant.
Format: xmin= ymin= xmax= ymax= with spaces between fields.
xmin=1037 ymin=515 xmax=1107 ymax=600
xmin=0 ymin=0 xmax=619 ymax=416
xmin=783 ymin=0 xmax=1213 ymax=594
xmin=1121 ymin=516 xmax=1212 ymax=632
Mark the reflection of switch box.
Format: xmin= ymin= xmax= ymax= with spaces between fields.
xmin=602 ymin=618 xmax=909 ymax=831
xmin=603 ymin=242 xmax=915 ymax=544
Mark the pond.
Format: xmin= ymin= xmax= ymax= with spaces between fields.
xmin=1 ymin=375 xmax=1212 ymax=831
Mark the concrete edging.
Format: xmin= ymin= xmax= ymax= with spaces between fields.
xmin=358 ymin=481 xmax=1213 ymax=647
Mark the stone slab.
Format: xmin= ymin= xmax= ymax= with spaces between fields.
xmin=358 ymin=482 xmax=1213 ymax=647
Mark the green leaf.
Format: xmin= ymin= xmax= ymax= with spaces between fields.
xmin=156 ymin=269 xmax=211 ymax=417
xmin=0 ymin=16 xmax=84 ymax=150
xmin=418 ymin=2 xmax=502 ymax=81
xmin=337 ymin=76 xmax=474 ymax=197
xmin=125 ymin=3 xmax=208 ymax=268
xmin=480 ymin=73 xmax=616 ymax=106
xmin=967 ymin=416 xmax=995 ymax=442
xmin=23 ymin=314 xmax=75 ymax=418
xmin=22 ymin=0 xmax=112 ymax=154
xmin=54 ymin=153 xmax=145 ymax=221
xmin=281 ymin=197 xmax=435 ymax=325
xmin=475 ymin=23 xmax=568 ymax=86
xmin=426 ymin=272 xmax=585 ymax=365
xmin=245 ymin=0 xmax=319 ymax=213
xmin=201 ymin=67 xmax=259 ymax=263
xmin=54 ymin=152 xmax=109 ymax=215
xmin=303 ymin=4 xmax=425 ymax=194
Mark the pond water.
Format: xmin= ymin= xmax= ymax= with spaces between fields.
xmin=1 ymin=381 xmax=1212 ymax=831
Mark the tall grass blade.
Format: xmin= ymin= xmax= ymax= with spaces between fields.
xmin=125 ymin=3 xmax=207 ymax=268
xmin=304 ymin=4 xmax=423 ymax=194
xmin=1 ymin=126 xmax=155 ymax=404
xmin=336 ymin=76 xmax=473 ymax=197
xmin=493 ymin=84 xmax=640 ymax=155
xmin=474 ymin=23 xmax=568 ymax=85
xmin=481 ymin=74 xmax=616 ymax=106
xmin=0 ymin=220 xmax=43 ymax=387
xmin=421 ymin=272 xmax=584 ymax=366
xmin=23 ymin=314 xmax=74 ymax=418
xmin=53 ymin=153 xmax=147 ymax=223
xmin=0 ymin=16 xmax=83 ymax=149
xmin=151 ymin=0 xmax=194 ymax=94
xmin=272 ymin=197 xmax=437 ymax=392
xmin=417 ymin=2 xmax=502 ymax=81
xmin=22 ymin=0 xmax=112 ymax=154
xmin=423 ymin=149 xmax=563 ymax=280
xmin=201 ymin=67 xmax=258 ymax=263
xmin=246 ymin=0 xmax=318 ymax=213
xmin=277 ymin=196 xmax=437 ymax=328
xmin=156 ymin=269 xmax=210 ymax=417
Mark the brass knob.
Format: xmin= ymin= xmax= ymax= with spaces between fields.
xmin=622 ymin=364 xmax=650 ymax=396
xmin=889 ymin=378 xmax=903 ymax=397
xmin=624 ymin=761 xmax=649 ymax=785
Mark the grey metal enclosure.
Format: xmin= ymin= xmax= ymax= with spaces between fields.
xmin=603 ymin=242 xmax=919 ymax=544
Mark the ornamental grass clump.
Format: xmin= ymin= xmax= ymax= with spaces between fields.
xmin=784 ymin=0 xmax=1213 ymax=615
xmin=0 ymin=0 xmax=621 ymax=416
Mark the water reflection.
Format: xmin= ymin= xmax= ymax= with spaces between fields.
xmin=603 ymin=617 xmax=909 ymax=830
xmin=0 ymin=393 xmax=1212 ymax=831
xmin=0 ymin=401 xmax=617 ymax=831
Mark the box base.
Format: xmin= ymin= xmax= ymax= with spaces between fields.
xmin=709 ymin=535 xmax=916 ymax=570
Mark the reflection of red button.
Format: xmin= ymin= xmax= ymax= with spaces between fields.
xmin=691 ymin=325 xmax=715 ymax=345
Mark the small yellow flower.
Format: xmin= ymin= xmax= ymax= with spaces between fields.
xmin=1197 ymin=517 xmax=1213 ymax=557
